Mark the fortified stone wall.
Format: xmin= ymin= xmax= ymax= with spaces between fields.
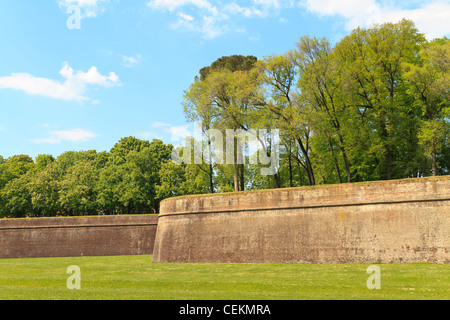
xmin=0 ymin=215 xmax=158 ymax=259
xmin=153 ymin=176 xmax=450 ymax=264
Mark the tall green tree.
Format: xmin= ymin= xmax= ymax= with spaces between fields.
xmin=183 ymin=55 xmax=262 ymax=192
xmin=404 ymin=38 xmax=450 ymax=176
xmin=257 ymin=53 xmax=315 ymax=185
xmin=1 ymin=173 xmax=33 ymax=218
xmin=59 ymin=160 xmax=99 ymax=216
xmin=293 ymin=36 xmax=352 ymax=183
xmin=28 ymin=162 xmax=61 ymax=217
xmin=334 ymin=19 xmax=426 ymax=180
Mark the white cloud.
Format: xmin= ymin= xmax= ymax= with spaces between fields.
xmin=135 ymin=131 xmax=164 ymax=140
xmin=136 ymin=122 xmax=193 ymax=142
xmin=377 ymin=1 xmax=450 ymax=40
xmin=58 ymin=0 xmax=110 ymax=18
xmin=150 ymin=121 xmax=171 ymax=128
xmin=147 ymin=0 xmax=215 ymax=12
xmin=168 ymin=125 xmax=192 ymax=141
xmin=120 ymin=54 xmax=143 ymax=67
xmin=224 ymin=0 xmax=285 ymax=18
xmin=0 ymin=63 xmax=121 ymax=102
xmin=224 ymin=3 xmax=266 ymax=18
xmin=301 ymin=0 xmax=450 ymax=40
xmin=32 ymin=129 xmax=98 ymax=144
xmin=165 ymin=3 xmax=227 ymax=39
xmin=147 ymin=0 xmax=288 ymax=39
xmin=178 ymin=12 xmax=195 ymax=22
xmin=0 ymin=126 xmax=5 ymax=131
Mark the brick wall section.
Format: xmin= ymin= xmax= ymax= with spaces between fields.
xmin=153 ymin=176 xmax=450 ymax=264
xmin=0 ymin=215 xmax=158 ymax=259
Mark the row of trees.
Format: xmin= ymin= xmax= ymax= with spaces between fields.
xmin=180 ymin=19 xmax=449 ymax=192
xmin=0 ymin=137 xmax=176 ymax=218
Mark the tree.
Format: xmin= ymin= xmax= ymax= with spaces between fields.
xmin=199 ymin=55 xmax=257 ymax=81
xmin=35 ymin=154 xmax=55 ymax=172
xmin=257 ymin=53 xmax=315 ymax=185
xmin=418 ymin=120 xmax=449 ymax=176
xmin=57 ymin=150 xmax=97 ymax=174
xmin=59 ymin=160 xmax=98 ymax=216
xmin=1 ymin=173 xmax=33 ymax=218
xmin=4 ymin=154 xmax=35 ymax=180
xmin=183 ymin=55 xmax=262 ymax=192
xmin=96 ymin=141 xmax=170 ymax=214
xmin=293 ymin=36 xmax=352 ymax=183
xmin=109 ymin=136 xmax=151 ymax=165
xmin=123 ymin=148 xmax=160 ymax=213
xmin=156 ymin=161 xmax=188 ymax=199
xmin=28 ymin=162 xmax=61 ymax=217
xmin=334 ymin=19 xmax=426 ymax=180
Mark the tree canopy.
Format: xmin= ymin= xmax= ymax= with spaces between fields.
xmin=182 ymin=19 xmax=449 ymax=191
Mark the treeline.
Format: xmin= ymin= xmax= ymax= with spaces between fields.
xmin=182 ymin=19 xmax=450 ymax=192
xmin=0 ymin=137 xmax=178 ymax=218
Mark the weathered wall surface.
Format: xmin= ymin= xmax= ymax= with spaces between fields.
xmin=153 ymin=176 xmax=450 ymax=264
xmin=0 ymin=215 xmax=158 ymax=259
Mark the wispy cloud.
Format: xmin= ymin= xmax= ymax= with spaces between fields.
xmin=224 ymin=0 xmax=283 ymax=18
xmin=136 ymin=122 xmax=192 ymax=142
xmin=0 ymin=63 xmax=121 ymax=102
xmin=58 ymin=0 xmax=111 ymax=18
xmin=148 ymin=0 xmax=450 ymax=40
xmin=168 ymin=125 xmax=192 ymax=141
xmin=120 ymin=54 xmax=143 ymax=67
xmin=31 ymin=129 xmax=98 ymax=144
xmin=300 ymin=0 xmax=450 ymax=40
xmin=135 ymin=131 xmax=164 ymax=140
xmin=150 ymin=122 xmax=171 ymax=128
xmin=147 ymin=0 xmax=287 ymax=39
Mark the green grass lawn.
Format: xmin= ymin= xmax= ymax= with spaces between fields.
xmin=0 ymin=255 xmax=448 ymax=300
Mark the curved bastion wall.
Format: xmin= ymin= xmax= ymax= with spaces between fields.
xmin=153 ymin=176 xmax=450 ymax=264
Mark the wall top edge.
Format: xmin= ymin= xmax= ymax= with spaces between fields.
xmin=0 ymin=214 xmax=159 ymax=228
xmin=159 ymin=176 xmax=450 ymax=215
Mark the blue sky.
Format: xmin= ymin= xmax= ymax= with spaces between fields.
xmin=0 ymin=0 xmax=449 ymax=159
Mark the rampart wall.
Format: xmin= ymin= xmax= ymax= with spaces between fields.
xmin=2 ymin=177 xmax=448 ymax=263
xmin=0 ymin=215 xmax=158 ymax=259
xmin=153 ymin=176 xmax=449 ymax=264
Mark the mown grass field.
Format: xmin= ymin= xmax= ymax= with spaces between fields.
xmin=0 ymin=255 xmax=448 ymax=300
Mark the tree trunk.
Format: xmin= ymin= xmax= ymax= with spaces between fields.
xmin=233 ymin=163 xmax=239 ymax=192
xmin=239 ymin=163 xmax=245 ymax=191
xmin=337 ymin=134 xmax=352 ymax=183
xmin=296 ymin=138 xmax=315 ymax=185
xmin=288 ymin=151 xmax=293 ymax=187
xmin=327 ymin=137 xmax=342 ymax=183
xmin=432 ymin=139 xmax=437 ymax=176
xmin=209 ymin=162 xmax=214 ymax=193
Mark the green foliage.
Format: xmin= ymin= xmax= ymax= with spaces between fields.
xmin=59 ymin=160 xmax=98 ymax=216
xmin=28 ymin=162 xmax=61 ymax=217
xmin=183 ymin=19 xmax=449 ymax=190
xmin=0 ymin=138 xmax=175 ymax=218
xmin=199 ymin=55 xmax=257 ymax=81
xmin=1 ymin=173 xmax=33 ymax=218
